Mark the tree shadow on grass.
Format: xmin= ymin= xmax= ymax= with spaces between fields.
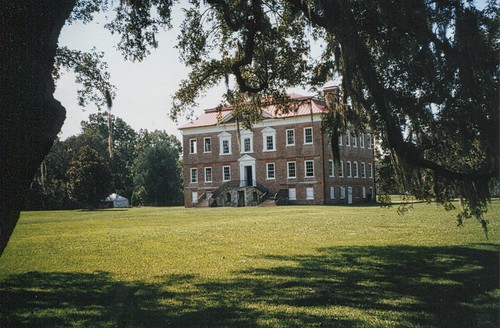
xmin=0 ymin=244 xmax=498 ymax=327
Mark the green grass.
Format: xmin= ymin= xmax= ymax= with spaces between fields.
xmin=0 ymin=201 xmax=499 ymax=327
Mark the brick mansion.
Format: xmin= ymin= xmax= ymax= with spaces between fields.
xmin=179 ymin=89 xmax=375 ymax=207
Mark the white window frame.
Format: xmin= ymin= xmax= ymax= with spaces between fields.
xmin=204 ymin=167 xmax=212 ymax=183
xmin=203 ymin=137 xmax=211 ymax=153
xmin=338 ymin=135 xmax=343 ymax=146
xmin=340 ymin=186 xmax=346 ymax=199
xmin=306 ymin=187 xmax=314 ymax=200
xmin=330 ymin=186 xmax=335 ymax=199
xmin=345 ymin=130 xmax=351 ymax=146
xmin=240 ymin=130 xmax=253 ymax=153
xmin=353 ymin=161 xmax=359 ymax=178
xmin=244 ymin=137 xmax=252 ymax=152
xmin=218 ymin=132 xmax=232 ymax=155
xmin=222 ymin=139 xmax=230 ymax=154
xmin=359 ymin=134 xmax=365 ymax=148
xmin=352 ymin=133 xmax=357 ymax=147
xmin=304 ymin=127 xmax=313 ymax=144
xmin=368 ymin=163 xmax=373 ymax=178
xmin=328 ymin=160 xmax=334 ymax=177
xmin=286 ymin=129 xmax=295 ymax=146
xmin=339 ymin=160 xmax=344 ymax=178
xmin=287 ymin=161 xmax=296 ymax=179
xmin=189 ymin=138 xmax=197 ymax=154
xmin=289 ymin=188 xmax=297 ymax=200
xmin=223 ymin=166 xmax=231 ymax=181
xmin=305 ymin=160 xmax=315 ymax=178
xmin=346 ymin=161 xmax=352 ymax=178
xmin=266 ymin=163 xmax=275 ymax=180
xmin=262 ymin=127 xmax=276 ymax=152
xmin=367 ymin=134 xmax=372 ymax=149
xmin=190 ymin=168 xmax=198 ymax=183
xmin=361 ymin=162 xmax=366 ymax=178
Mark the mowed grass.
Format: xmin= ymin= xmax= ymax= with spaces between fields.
xmin=0 ymin=200 xmax=499 ymax=327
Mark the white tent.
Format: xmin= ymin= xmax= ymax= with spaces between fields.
xmin=105 ymin=193 xmax=129 ymax=208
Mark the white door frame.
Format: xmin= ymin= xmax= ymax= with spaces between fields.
xmin=238 ymin=155 xmax=256 ymax=187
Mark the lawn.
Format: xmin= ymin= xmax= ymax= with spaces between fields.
xmin=0 ymin=200 xmax=499 ymax=327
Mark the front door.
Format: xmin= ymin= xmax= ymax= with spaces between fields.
xmin=245 ymin=166 xmax=253 ymax=186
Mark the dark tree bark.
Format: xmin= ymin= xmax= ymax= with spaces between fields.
xmin=0 ymin=0 xmax=76 ymax=255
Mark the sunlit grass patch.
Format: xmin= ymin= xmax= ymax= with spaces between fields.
xmin=0 ymin=200 xmax=499 ymax=327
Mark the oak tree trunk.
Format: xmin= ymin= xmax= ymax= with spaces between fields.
xmin=0 ymin=0 xmax=76 ymax=255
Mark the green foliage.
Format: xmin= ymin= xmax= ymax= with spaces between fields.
xmin=54 ymin=46 xmax=116 ymax=110
xmin=132 ymin=130 xmax=183 ymax=206
xmin=82 ymin=112 xmax=138 ymax=199
xmin=24 ymin=115 xmax=183 ymax=209
xmin=1 ymin=203 xmax=498 ymax=326
xmin=67 ymin=145 xmax=113 ymax=209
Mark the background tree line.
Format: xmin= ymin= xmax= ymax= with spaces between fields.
xmin=24 ymin=112 xmax=183 ymax=210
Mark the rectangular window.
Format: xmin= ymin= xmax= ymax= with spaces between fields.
xmin=330 ymin=186 xmax=335 ymax=199
xmin=339 ymin=160 xmax=344 ymax=178
xmin=367 ymin=134 xmax=372 ymax=149
xmin=347 ymin=161 xmax=352 ymax=178
xmin=345 ymin=130 xmax=351 ymax=146
xmin=287 ymin=161 xmax=296 ymax=178
xmin=189 ymin=139 xmax=197 ymax=154
xmin=352 ymin=134 xmax=357 ymax=147
xmin=266 ymin=135 xmax=275 ymax=151
xmin=362 ymin=186 xmax=366 ymax=199
xmin=204 ymin=137 xmax=211 ymax=153
xmin=359 ymin=134 xmax=365 ymax=148
xmin=304 ymin=127 xmax=313 ymax=144
xmin=361 ymin=162 xmax=366 ymax=178
xmin=305 ymin=160 xmax=314 ymax=177
xmin=263 ymin=128 xmax=276 ymax=151
xmin=266 ymin=163 xmax=275 ymax=179
xmin=243 ymin=137 xmax=252 ymax=152
xmin=328 ymin=160 xmax=334 ymax=177
xmin=338 ymin=135 xmax=343 ymax=146
xmin=289 ymin=188 xmax=297 ymax=200
xmin=204 ymin=167 xmax=212 ymax=183
xmin=223 ymin=166 xmax=231 ymax=181
xmin=340 ymin=186 xmax=346 ymax=199
xmin=222 ymin=139 xmax=230 ymax=154
xmin=306 ymin=187 xmax=314 ymax=200
xmin=190 ymin=168 xmax=198 ymax=183
xmin=286 ymin=129 xmax=295 ymax=146
xmin=353 ymin=161 xmax=359 ymax=178
xmin=368 ymin=163 xmax=373 ymax=178
xmin=219 ymin=133 xmax=232 ymax=155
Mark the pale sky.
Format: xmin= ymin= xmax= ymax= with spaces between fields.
xmin=55 ymin=8 xmax=229 ymax=141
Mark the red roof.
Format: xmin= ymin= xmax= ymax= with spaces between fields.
xmin=180 ymin=94 xmax=327 ymax=130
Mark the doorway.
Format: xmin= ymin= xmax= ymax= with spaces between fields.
xmin=238 ymin=190 xmax=245 ymax=206
xmin=245 ymin=166 xmax=253 ymax=186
